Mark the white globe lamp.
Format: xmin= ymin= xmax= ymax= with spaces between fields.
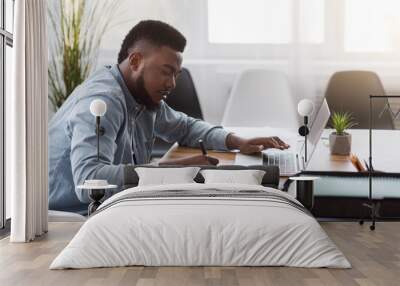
xmin=297 ymin=99 xmax=315 ymax=162
xmin=90 ymin=99 xmax=107 ymax=161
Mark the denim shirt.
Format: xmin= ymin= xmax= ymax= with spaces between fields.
xmin=48 ymin=64 xmax=229 ymax=214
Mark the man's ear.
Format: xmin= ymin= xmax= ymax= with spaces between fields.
xmin=128 ymin=52 xmax=143 ymax=71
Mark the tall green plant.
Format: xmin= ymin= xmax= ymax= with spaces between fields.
xmin=48 ymin=0 xmax=117 ymax=111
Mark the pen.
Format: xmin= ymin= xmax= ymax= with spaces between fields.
xmin=363 ymin=159 xmax=375 ymax=172
xmin=363 ymin=159 xmax=370 ymax=171
xmin=198 ymin=139 xmax=207 ymax=155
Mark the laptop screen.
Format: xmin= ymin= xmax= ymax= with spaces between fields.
xmin=299 ymin=98 xmax=331 ymax=169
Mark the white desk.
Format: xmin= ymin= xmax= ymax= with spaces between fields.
xmin=163 ymin=127 xmax=400 ymax=175
xmin=307 ymin=129 xmax=400 ymax=174
xmin=225 ymin=127 xmax=400 ymax=174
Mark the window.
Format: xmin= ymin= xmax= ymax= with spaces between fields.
xmin=207 ymin=0 xmax=400 ymax=58
xmin=208 ymin=0 xmax=292 ymax=44
xmin=207 ymin=0 xmax=324 ymax=44
xmin=1 ymin=0 xmax=14 ymax=229
xmin=345 ymin=0 xmax=400 ymax=53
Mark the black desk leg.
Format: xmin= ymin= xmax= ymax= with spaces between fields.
xmin=88 ymin=189 xmax=105 ymax=216
xmin=296 ymin=180 xmax=314 ymax=211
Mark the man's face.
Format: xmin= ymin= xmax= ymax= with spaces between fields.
xmin=134 ymin=46 xmax=182 ymax=110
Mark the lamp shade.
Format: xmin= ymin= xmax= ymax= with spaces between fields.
xmin=90 ymin=99 xmax=107 ymax=117
xmin=297 ymin=99 xmax=314 ymax=117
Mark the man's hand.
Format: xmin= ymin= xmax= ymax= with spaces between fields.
xmin=159 ymin=154 xmax=219 ymax=166
xmin=226 ymin=133 xmax=290 ymax=155
xmin=240 ymin=137 xmax=290 ymax=154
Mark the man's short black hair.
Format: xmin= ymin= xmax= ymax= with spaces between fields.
xmin=118 ymin=20 xmax=187 ymax=64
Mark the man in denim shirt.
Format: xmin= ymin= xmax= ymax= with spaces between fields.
xmin=49 ymin=20 xmax=289 ymax=214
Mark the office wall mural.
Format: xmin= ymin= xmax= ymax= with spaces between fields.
xmin=48 ymin=0 xmax=400 ymax=128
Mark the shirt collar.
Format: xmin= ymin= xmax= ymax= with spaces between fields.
xmin=108 ymin=64 xmax=141 ymax=113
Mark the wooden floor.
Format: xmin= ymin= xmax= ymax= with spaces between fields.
xmin=0 ymin=222 xmax=399 ymax=286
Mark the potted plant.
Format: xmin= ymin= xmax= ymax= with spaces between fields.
xmin=48 ymin=0 xmax=118 ymax=112
xmin=329 ymin=112 xmax=357 ymax=155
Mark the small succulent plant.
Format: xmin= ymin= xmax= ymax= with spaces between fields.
xmin=331 ymin=112 xmax=357 ymax=135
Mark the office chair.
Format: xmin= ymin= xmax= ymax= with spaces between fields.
xmin=325 ymin=71 xmax=394 ymax=129
xmin=221 ymin=69 xmax=299 ymax=128
xmin=152 ymin=67 xmax=204 ymax=158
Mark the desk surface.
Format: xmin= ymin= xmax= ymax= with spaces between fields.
xmin=161 ymin=129 xmax=400 ymax=174
xmin=162 ymin=143 xmax=236 ymax=165
xmin=307 ymin=129 xmax=400 ymax=174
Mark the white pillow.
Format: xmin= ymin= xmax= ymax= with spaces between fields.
xmin=135 ymin=167 xmax=201 ymax=186
xmin=200 ymin=169 xmax=266 ymax=185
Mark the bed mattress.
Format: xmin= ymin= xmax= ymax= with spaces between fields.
xmin=50 ymin=183 xmax=350 ymax=269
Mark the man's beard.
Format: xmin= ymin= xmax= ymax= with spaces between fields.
xmin=133 ymin=72 xmax=160 ymax=111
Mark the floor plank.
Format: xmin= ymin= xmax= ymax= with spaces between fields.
xmin=0 ymin=222 xmax=399 ymax=286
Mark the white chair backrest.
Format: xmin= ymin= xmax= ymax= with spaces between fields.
xmin=222 ymin=69 xmax=299 ymax=128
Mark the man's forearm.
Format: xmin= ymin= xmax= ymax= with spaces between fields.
xmin=225 ymin=133 xmax=247 ymax=150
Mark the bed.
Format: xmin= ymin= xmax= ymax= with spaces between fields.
xmin=50 ymin=165 xmax=350 ymax=269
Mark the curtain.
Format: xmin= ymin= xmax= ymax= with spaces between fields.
xmin=8 ymin=0 xmax=48 ymax=242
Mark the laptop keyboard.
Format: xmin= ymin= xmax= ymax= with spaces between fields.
xmin=263 ymin=151 xmax=297 ymax=175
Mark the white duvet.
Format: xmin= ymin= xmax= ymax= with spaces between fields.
xmin=50 ymin=183 xmax=350 ymax=269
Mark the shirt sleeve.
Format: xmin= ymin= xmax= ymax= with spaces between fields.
xmin=154 ymin=101 xmax=230 ymax=151
xmin=67 ymin=94 xmax=126 ymax=203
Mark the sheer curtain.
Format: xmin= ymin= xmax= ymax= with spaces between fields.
xmin=8 ymin=0 xmax=48 ymax=242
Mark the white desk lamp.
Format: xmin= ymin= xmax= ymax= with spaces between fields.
xmin=90 ymin=99 xmax=107 ymax=161
xmin=297 ymin=99 xmax=314 ymax=162
xmin=79 ymin=99 xmax=114 ymax=215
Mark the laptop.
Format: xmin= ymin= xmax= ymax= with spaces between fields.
xmin=235 ymin=98 xmax=331 ymax=176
